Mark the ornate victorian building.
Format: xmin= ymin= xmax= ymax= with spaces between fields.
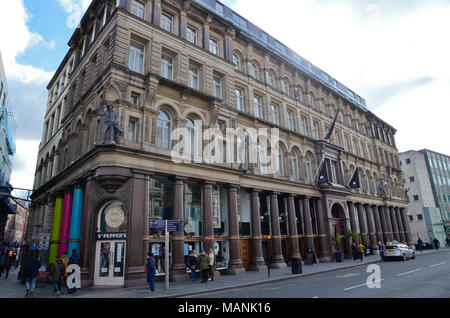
xmin=28 ymin=0 xmax=412 ymax=287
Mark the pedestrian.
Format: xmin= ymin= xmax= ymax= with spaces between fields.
xmin=351 ymin=243 xmax=359 ymax=261
xmin=417 ymin=238 xmax=423 ymax=254
xmin=3 ymin=250 xmax=12 ymax=278
xmin=145 ymin=253 xmax=156 ymax=292
xmin=433 ymin=238 xmax=440 ymax=250
xmin=377 ymin=241 xmax=385 ymax=260
xmin=198 ymin=249 xmax=209 ymax=284
xmin=357 ymin=242 xmax=365 ymax=262
xmin=208 ymin=249 xmax=215 ymax=281
xmin=446 ymin=237 xmax=450 ymax=249
xmin=25 ymin=252 xmax=41 ymax=297
xmin=188 ymin=250 xmax=198 ymax=281
xmin=48 ymin=257 xmax=65 ymax=296
xmin=61 ymin=252 xmax=70 ymax=293
xmin=68 ymin=249 xmax=80 ymax=294
xmin=0 ymin=252 xmax=4 ymax=277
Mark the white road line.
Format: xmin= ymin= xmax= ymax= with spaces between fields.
xmin=397 ymin=268 xmax=422 ymax=276
xmin=430 ymin=262 xmax=446 ymax=268
xmin=344 ymin=279 xmax=384 ymax=291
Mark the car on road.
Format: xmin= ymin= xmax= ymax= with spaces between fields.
xmin=383 ymin=243 xmax=415 ymax=261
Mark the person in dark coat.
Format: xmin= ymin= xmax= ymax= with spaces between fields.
xmin=146 ymin=253 xmax=156 ymax=292
xmin=0 ymin=252 xmax=4 ymax=277
xmin=188 ymin=250 xmax=198 ymax=281
xmin=417 ymin=238 xmax=423 ymax=254
xmin=49 ymin=257 xmax=65 ymax=296
xmin=3 ymin=250 xmax=12 ymax=278
xmin=198 ymin=249 xmax=209 ymax=283
xmin=446 ymin=237 xmax=450 ymax=248
xmin=433 ymin=238 xmax=440 ymax=250
xmin=25 ymin=253 xmax=41 ymax=297
xmin=377 ymin=241 xmax=385 ymax=259
xmin=67 ymin=249 xmax=80 ymax=294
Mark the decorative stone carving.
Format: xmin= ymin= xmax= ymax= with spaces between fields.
xmin=96 ymin=101 xmax=124 ymax=145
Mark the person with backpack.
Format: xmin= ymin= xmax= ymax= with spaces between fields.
xmin=146 ymin=253 xmax=156 ymax=292
xmin=25 ymin=253 xmax=41 ymax=297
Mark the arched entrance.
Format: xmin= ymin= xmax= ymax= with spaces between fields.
xmin=93 ymin=201 xmax=128 ymax=286
xmin=330 ymin=203 xmax=349 ymax=259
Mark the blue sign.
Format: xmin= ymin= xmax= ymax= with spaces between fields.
xmin=149 ymin=220 xmax=183 ymax=232
xmin=31 ymin=243 xmax=39 ymax=250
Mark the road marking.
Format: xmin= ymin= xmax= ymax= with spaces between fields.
xmin=344 ymin=279 xmax=384 ymax=291
xmin=335 ymin=273 xmax=360 ymax=279
xmin=430 ymin=262 xmax=446 ymax=268
xmin=397 ymin=269 xmax=422 ymax=276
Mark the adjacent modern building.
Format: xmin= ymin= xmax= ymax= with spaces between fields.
xmin=400 ymin=149 xmax=450 ymax=246
xmin=4 ymin=198 xmax=29 ymax=243
xmin=27 ymin=0 xmax=411 ymax=288
xmin=0 ymin=50 xmax=17 ymax=242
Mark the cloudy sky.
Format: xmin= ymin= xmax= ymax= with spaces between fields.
xmin=2 ymin=0 xmax=450 ymax=191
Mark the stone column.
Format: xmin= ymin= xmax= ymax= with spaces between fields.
xmin=315 ymin=197 xmax=332 ymax=262
xmin=303 ymin=197 xmax=315 ymax=251
xmin=364 ymin=204 xmax=377 ymax=248
xmin=389 ymin=206 xmax=400 ymax=242
xmin=170 ymin=176 xmax=188 ymax=281
xmin=347 ymin=202 xmax=357 ymax=234
xmin=378 ymin=206 xmax=391 ymax=243
xmin=287 ymin=195 xmax=301 ymax=260
xmin=226 ymin=185 xmax=245 ymax=275
xmin=355 ymin=203 xmax=369 ymax=244
xmin=269 ymin=193 xmax=286 ymax=268
xmin=400 ymin=208 xmax=414 ymax=247
xmin=384 ymin=205 xmax=394 ymax=241
xmin=202 ymin=181 xmax=215 ymax=252
xmin=372 ymin=205 xmax=384 ymax=244
xmin=249 ymin=190 xmax=266 ymax=271
xmin=395 ymin=207 xmax=406 ymax=243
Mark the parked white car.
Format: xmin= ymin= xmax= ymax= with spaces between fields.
xmin=383 ymin=243 xmax=415 ymax=261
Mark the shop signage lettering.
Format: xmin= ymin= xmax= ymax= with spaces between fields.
xmin=96 ymin=233 xmax=127 ymax=240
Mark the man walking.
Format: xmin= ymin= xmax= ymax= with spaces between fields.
xmin=417 ymin=238 xmax=423 ymax=254
xmin=3 ymin=250 xmax=12 ymax=278
xmin=25 ymin=253 xmax=41 ymax=297
xmin=377 ymin=241 xmax=385 ymax=260
xmin=433 ymin=238 xmax=440 ymax=251
xmin=49 ymin=257 xmax=65 ymax=296
xmin=146 ymin=253 xmax=156 ymax=293
xmin=446 ymin=237 xmax=450 ymax=249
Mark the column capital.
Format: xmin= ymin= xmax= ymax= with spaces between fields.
xmin=227 ymin=184 xmax=239 ymax=190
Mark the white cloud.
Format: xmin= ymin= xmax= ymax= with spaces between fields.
xmin=0 ymin=0 xmax=54 ymax=84
xmin=229 ymin=0 xmax=450 ymax=154
xmin=58 ymin=0 xmax=92 ymax=29
xmin=10 ymin=139 xmax=40 ymax=190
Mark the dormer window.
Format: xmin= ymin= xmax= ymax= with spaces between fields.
xmin=131 ymin=0 xmax=146 ymax=19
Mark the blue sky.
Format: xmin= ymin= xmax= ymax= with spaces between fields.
xmin=2 ymin=0 xmax=450 ymax=190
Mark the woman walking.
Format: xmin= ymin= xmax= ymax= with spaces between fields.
xmin=208 ymin=249 xmax=215 ymax=281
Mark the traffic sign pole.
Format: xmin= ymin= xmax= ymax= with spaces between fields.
xmin=165 ymin=220 xmax=169 ymax=290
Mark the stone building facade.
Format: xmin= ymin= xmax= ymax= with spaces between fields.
xmin=28 ymin=0 xmax=411 ymax=287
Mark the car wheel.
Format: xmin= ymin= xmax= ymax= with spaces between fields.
xmin=402 ymin=254 xmax=407 ymax=261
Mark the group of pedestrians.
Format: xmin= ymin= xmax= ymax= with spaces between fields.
xmin=188 ymin=249 xmax=216 ymax=284
xmin=46 ymin=249 xmax=80 ymax=296
xmin=351 ymin=242 xmax=366 ymax=262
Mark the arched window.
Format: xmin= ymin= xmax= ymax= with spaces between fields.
xmin=282 ymin=79 xmax=290 ymax=95
xmin=278 ymin=147 xmax=285 ymax=177
xmin=233 ymin=53 xmax=242 ymax=71
xmin=268 ymin=71 xmax=276 ymax=88
xmin=291 ymin=151 xmax=300 ymax=180
xmin=98 ymin=201 xmax=127 ymax=233
xmin=186 ymin=118 xmax=196 ymax=158
xmin=156 ymin=110 xmax=171 ymax=150
xmin=258 ymin=142 xmax=268 ymax=174
xmin=251 ymin=63 xmax=259 ymax=80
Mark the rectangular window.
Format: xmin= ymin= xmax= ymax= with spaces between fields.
xmin=409 ymin=176 xmax=415 ymax=182
xmin=161 ymin=13 xmax=173 ymax=33
xmin=287 ymin=110 xmax=294 ymax=131
xmin=417 ymin=214 xmax=423 ymax=220
xmin=213 ymin=76 xmax=222 ymax=99
xmin=254 ymin=96 xmax=262 ymax=119
xmin=128 ymin=41 xmax=145 ymax=74
xmin=130 ymin=92 xmax=140 ymax=105
xmin=209 ymin=38 xmax=219 ymax=55
xmin=186 ymin=26 xmax=197 ymax=45
xmin=300 ymin=115 xmax=308 ymax=136
xmin=188 ymin=66 xmax=199 ymax=90
xmin=406 ymin=158 xmax=411 ymax=164
xmin=131 ymin=0 xmax=145 ymax=19
xmin=271 ymin=105 xmax=279 ymax=125
xmin=408 ymin=215 xmax=413 ymax=221
xmin=413 ymin=195 xmax=419 ymax=201
xmin=235 ymin=88 xmax=244 ymax=111
xmin=161 ymin=54 xmax=173 ymax=80
xmin=128 ymin=118 xmax=138 ymax=143
xmin=313 ymin=121 xmax=320 ymax=140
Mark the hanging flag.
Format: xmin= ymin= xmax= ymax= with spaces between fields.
xmin=349 ymin=168 xmax=360 ymax=189
xmin=318 ymin=160 xmax=329 ymax=186
xmin=325 ymin=101 xmax=343 ymax=141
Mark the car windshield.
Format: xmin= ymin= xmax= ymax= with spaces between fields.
xmin=386 ymin=245 xmax=398 ymax=249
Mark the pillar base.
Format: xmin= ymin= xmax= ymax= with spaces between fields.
xmin=319 ymin=256 xmax=332 ymax=263
xmin=249 ymin=261 xmax=267 ymax=272
xmin=225 ymin=267 xmax=247 ymax=275
xmin=270 ymin=260 xmax=287 ymax=269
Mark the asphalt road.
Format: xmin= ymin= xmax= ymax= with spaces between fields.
xmin=188 ymin=249 xmax=450 ymax=298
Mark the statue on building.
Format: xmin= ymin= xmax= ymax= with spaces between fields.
xmin=97 ymin=101 xmax=123 ymax=145
xmin=379 ymin=182 xmax=387 ymax=199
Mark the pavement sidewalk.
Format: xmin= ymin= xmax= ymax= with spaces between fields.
xmin=0 ymin=248 xmax=446 ymax=298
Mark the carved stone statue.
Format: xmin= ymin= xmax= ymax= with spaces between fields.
xmin=379 ymin=182 xmax=387 ymax=199
xmin=97 ymin=101 xmax=124 ymax=145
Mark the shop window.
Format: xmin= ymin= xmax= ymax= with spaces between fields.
xmin=148 ymin=242 xmax=171 ymax=275
xmin=184 ymin=182 xmax=202 ymax=236
xmin=238 ymin=190 xmax=251 ymax=236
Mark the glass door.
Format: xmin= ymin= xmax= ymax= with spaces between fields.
xmin=94 ymin=240 xmax=126 ymax=286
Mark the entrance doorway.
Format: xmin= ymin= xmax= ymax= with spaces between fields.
xmin=331 ymin=203 xmax=349 ymax=258
xmin=94 ymin=240 xmax=126 ymax=286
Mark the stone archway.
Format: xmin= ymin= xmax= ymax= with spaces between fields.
xmin=330 ymin=203 xmax=350 ymax=259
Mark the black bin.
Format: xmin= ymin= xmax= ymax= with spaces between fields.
xmin=291 ymin=258 xmax=302 ymax=274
